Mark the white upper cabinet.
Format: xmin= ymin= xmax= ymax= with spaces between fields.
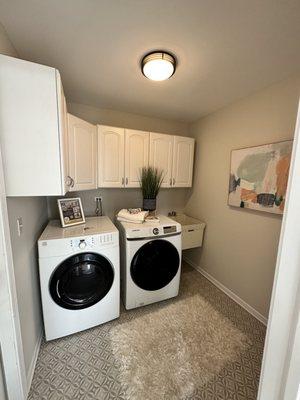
xmin=172 ymin=136 xmax=195 ymax=187
xmin=149 ymin=133 xmax=174 ymax=187
xmin=0 ymin=55 xmax=68 ymax=196
xmin=67 ymin=114 xmax=97 ymax=191
xmin=124 ymin=129 xmax=149 ymax=187
xmin=98 ymin=125 xmax=125 ymax=187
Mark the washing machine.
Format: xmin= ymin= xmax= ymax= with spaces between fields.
xmin=117 ymin=215 xmax=182 ymax=310
xmin=38 ymin=216 xmax=120 ymax=341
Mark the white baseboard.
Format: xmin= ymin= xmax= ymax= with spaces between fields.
xmin=26 ymin=330 xmax=43 ymax=395
xmin=183 ymin=256 xmax=268 ymax=326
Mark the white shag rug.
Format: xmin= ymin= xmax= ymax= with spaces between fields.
xmin=110 ymin=294 xmax=252 ymax=400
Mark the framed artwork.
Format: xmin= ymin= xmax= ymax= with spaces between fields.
xmin=228 ymin=140 xmax=293 ymax=215
xmin=57 ymin=198 xmax=85 ymax=227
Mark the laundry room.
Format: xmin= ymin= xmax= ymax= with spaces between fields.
xmin=0 ymin=2 xmax=300 ymax=400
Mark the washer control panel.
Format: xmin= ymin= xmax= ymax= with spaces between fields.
xmin=70 ymin=233 xmax=115 ymax=251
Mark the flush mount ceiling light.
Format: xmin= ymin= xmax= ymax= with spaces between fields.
xmin=141 ymin=51 xmax=176 ymax=81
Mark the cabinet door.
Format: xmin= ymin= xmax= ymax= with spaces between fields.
xmin=149 ymin=133 xmax=173 ymax=187
xmin=67 ymin=114 xmax=97 ymax=191
xmin=98 ymin=126 xmax=125 ymax=187
xmin=172 ymin=136 xmax=195 ymax=187
xmin=56 ymin=72 xmax=69 ymax=194
xmin=0 ymin=55 xmax=66 ymax=196
xmin=125 ymin=129 xmax=149 ymax=187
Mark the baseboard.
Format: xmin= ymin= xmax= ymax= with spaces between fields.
xmin=26 ymin=330 xmax=43 ymax=395
xmin=183 ymin=256 xmax=268 ymax=326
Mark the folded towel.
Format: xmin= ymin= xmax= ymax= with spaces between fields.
xmin=117 ymin=216 xmax=144 ymax=224
xmin=117 ymin=208 xmax=148 ymax=222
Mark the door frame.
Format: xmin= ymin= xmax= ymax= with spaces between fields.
xmin=0 ymin=145 xmax=26 ymax=399
xmin=258 ymin=99 xmax=300 ymax=400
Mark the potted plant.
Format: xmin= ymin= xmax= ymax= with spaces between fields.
xmin=139 ymin=166 xmax=164 ymax=211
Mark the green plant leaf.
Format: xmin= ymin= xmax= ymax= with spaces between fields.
xmin=139 ymin=166 xmax=164 ymax=199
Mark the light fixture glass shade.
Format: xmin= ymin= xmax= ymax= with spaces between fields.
xmin=142 ymin=52 xmax=176 ymax=81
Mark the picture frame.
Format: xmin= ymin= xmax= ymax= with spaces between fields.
xmin=57 ymin=198 xmax=85 ymax=227
xmin=228 ymin=139 xmax=293 ymax=215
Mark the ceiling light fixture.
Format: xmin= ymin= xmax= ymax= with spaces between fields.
xmin=141 ymin=51 xmax=176 ymax=81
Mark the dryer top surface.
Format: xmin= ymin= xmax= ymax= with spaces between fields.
xmin=39 ymin=216 xmax=118 ymax=241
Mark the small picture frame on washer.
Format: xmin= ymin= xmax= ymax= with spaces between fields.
xmin=57 ymin=198 xmax=85 ymax=228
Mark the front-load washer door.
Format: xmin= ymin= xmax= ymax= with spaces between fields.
xmin=130 ymin=239 xmax=180 ymax=291
xmin=49 ymin=253 xmax=114 ymax=310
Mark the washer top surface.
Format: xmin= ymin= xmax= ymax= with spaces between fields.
xmin=39 ymin=216 xmax=118 ymax=241
xmin=117 ymin=215 xmax=181 ymax=239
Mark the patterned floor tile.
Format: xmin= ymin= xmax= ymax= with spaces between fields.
xmin=28 ymin=262 xmax=265 ymax=399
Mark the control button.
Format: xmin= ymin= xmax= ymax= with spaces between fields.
xmin=153 ymin=228 xmax=159 ymax=235
xmin=79 ymin=240 xmax=86 ymax=249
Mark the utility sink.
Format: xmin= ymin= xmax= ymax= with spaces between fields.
xmin=169 ymin=214 xmax=206 ymax=250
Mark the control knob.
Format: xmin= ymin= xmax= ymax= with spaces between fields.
xmin=79 ymin=240 xmax=87 ymax=249
xmin=153 ymin=228 xmax=159 ymax=235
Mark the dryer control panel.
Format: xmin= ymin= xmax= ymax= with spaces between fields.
xmin=163 ymin=226 xmax=177 ymax=234
xmin=119 ymin=215 xmax=181 ymax=239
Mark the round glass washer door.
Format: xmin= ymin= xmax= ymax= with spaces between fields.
xmin=49 ymin=252 xmax=114 ymax=310
xmin=130 ymin=239 xmax=180 ymax=291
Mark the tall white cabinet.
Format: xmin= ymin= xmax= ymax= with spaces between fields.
xmin=0 ymin=55 xmax=68 ymax=196
xmin=67 ymin=114 xmax=97 ymax=191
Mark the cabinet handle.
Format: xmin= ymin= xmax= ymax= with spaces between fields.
xmin=173 ymin=178 xmax=175 ymax=186
xmin=170 ymin=178 xmax=172 ymax=186
xmin=125 ymin=177 xmax=128 ymax=185
xmin=122 ymin=177 xmax=124 ymax=185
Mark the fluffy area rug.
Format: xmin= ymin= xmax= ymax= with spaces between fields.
xmin=110 ymin=293 xmax=252 ymax=400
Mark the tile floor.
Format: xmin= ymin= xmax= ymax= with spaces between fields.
xmin=28 ymin=262 xmax=266 ymax=400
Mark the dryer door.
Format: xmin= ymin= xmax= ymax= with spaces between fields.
xmin=130 ymin=239 xmax=180 ymax=291
xmin=49 ymin=253 xmax=114 ymax=310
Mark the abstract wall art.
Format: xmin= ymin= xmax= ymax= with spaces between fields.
xmin=228 ymin=140 xmax=293 ymax=214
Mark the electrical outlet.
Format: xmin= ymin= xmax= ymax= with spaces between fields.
xmin=95 ymin=196 xmax=102 ymax=202
xmin=17 ymin=217 xmax=23 ymax=237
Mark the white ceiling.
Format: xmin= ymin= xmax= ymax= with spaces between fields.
xmin=1 ymin=0 xmax=300 ymax=122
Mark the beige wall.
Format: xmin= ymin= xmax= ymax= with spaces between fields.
xmin=68 ymin=102 xmax=189 ymax=136
xmin=6 ymin=198 xmax=48 ymax=375
xmin=0 ymin=22 xmax=47 ymax=382
xmin=48 ymin=102 xmax=190 ymax=220
xmin=184 ymin=74 xmax=300 ymax=318
xmin=0 ymin=22 xmax=17 ymax=57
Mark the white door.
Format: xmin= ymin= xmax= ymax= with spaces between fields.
xmin=149 ymin=133 xmax=173 ymax=188
xmin=125 ymin=129 xmax=149 ymax=188
xmin=0 ymin=147 xmax=26 ymax=400
xmin=172 ymin=136 xmax=195 ymax=187
xmin=98 ymin=126 xmax=125 ymax=188
xmin=67 ymin=114 xmax=97 ymax=191
xmin=257 ymin=100 xmax=300 ymax=400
